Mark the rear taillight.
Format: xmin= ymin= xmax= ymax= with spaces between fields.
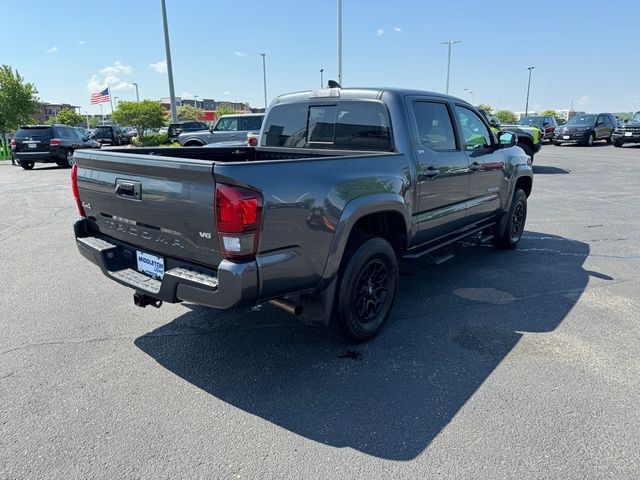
xmin=247 ymin=136 xmax=258 ymax=147
xmin=50 ymin=138 xmax=62 ymax=146
xmin=215 ymin=183 xmax=262 ymax=259
xmin=10 ymin=139 xmax=16 ymax=148
xmin=71 ymin=163 xmax=86 ymax=218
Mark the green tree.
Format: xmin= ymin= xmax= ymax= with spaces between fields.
xmin=111 ymin=100 xmax=165 ymax=139
xmin=177 ymin=104 xmax=204 ymax=121
xmin=88 ymin=116 xmax=100 ymax=128
xmin=215 ymin=104 xmax=236 ymax=119
xmin=494 ymin=110 xmax=518 ymax=124
xmin=540 ymin=109 xmax=558 ymax=118
xmin=477 ymin=104 xmax=494 ymax=114
xmin=49 ymin=108 xmax=85 ymax=126
xmin=0 ymin=65 xmax=39 ymax=147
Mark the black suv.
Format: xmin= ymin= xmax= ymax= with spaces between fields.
xmin=167 ymin=121 xmax=208 ymax=141
xmin=553 ymin=113 xmax=616 ymax=146
xmin=518 ymin=115 xmax=558 ymax=142
xmin=92 ymin=125 xmax=130 ymax=145
xmin=612 ymin=112 xmax=640 ymax=148
xmin=11 ymin=125 xmax=100 ymax=170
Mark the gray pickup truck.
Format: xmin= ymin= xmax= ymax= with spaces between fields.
xmin=72 ymin=87 xmax=533 ymax=341
xmin=178 ymin=113 xmax=264 ymax=146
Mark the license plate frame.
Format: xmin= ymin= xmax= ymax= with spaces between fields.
xmin=563 ymin=135 xmax=570 ymax=140
xmin=136 ymin=250 xmax=165 ymax=279
xmin=625 ymin=132 xmax=633 ymax=137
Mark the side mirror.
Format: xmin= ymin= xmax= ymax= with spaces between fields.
xmin=497 ymin=131 xmax=517 ymax=148
xmin=489 ymin=117 xmax=501 ymax=129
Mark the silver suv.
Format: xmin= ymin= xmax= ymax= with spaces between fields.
xmin=178 ymin=113 xmax=264 ymax=146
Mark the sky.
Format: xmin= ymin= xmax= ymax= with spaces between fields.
xmin=2 ymin=0 xmax=639 ymax=116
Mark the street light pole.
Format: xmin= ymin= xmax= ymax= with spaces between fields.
xmin=132 ymin=82 xmax=139 ymax=102
xmin=525 ymin=66 xmax=535 ymax=116
xmin=161 ymin=0 xmax=177 ymax=123
xmin=440 ymin=40 xmax=461 ymax=95
xmin=320 ymin=69 xmax=324 ymax=87
xmin=194 ymin=95 xmax=199 ymax=110
xmin=337 ymin=0 xmax=343 ymax=85
xmin=260 ymin=53 xmax=268 ymax=109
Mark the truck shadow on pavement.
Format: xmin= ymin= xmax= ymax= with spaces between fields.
xmin=135 ymin=231 xmax=594 ymax=460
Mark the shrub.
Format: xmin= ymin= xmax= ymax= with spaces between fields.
xmin=132 ymin=133 xmax=169 ymax=146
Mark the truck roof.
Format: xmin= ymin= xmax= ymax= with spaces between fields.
xmin=273 ymin=87 xmax=463 ymax=105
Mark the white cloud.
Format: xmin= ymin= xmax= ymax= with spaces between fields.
xmin=234 ymin=51 xmax=247 ymax=57
xmin=46 ymin=46 xmax=59 ymax=54
xmin=576 ymin=95 xmax=590 ymax=107
xmin=86 ymin=61 xmax=135 ymax=94
xmin=100 ymin=61 xmax=133 ymax=75
xmin=394 ymin=27 xmax=402 ymax=32
xmin=149 ymin=60 xmax=167 ymax=74
xmin=79 ymin=40 xmax=85 ymax=45
xmin=376 ymin=29 xmax=384 ymax=37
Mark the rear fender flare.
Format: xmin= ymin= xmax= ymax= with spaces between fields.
xmin=320 ymin=193 xmax=410 ymax=283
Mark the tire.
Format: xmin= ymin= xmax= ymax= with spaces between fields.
xmin=613 ymin=140 xmax=624 ymax=148
xmin=584 ymin=133 xmax=594 ymax=146
xmin=19 ymin=160 xmax=34 ymax=170
xmin=65 ymin=149 xmax=74 ymax=167
xmin=185 ymin=141 xmax=203 ymax=147
xmin=553 ymin=141 xmax=562 ymax=146
xmin=334 ymin=236 xmax=398 ymax=342
xmin=492 ymin=188 xmax=527 ymax=250
xmin=605 ymin=135 xmax=612 ymax=144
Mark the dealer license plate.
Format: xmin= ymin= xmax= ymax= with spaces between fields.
xmin=136 ymin=250 xmax=164 ymax=279
xmin=563 ymin=135 xmax=570 ymax=140
xmin=625 ymin=132 xmax=633 ymax=137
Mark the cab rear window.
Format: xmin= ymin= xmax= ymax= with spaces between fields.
xmin=263 ymin=101 xmax=392 ymax=151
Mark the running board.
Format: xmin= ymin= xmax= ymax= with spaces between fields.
xmin=402 ymin=221 xmax=496 ymax=260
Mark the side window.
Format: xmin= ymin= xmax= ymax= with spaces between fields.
xmin=241 ymin=116 xmax=264 ymax=131
xmin=215 ymin=117 xmax=239 ymax=131
xmin=455 ymin=106 xmax=492 ymax=150
xmin=412 ymin=101 xmax=457 ymax=150
xmin=57 ymin=127 xmax=70 ymax=138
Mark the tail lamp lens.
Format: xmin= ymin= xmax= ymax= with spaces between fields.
xmin=215 ymin=183 xmax=262 ymax=259
xmin=71 ymin=163 xmax=86 ymax=217
xmin=50 ymin=138 xmax=62 ymax=146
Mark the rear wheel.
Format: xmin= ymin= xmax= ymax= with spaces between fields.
xmin=65 ymin=149 xmax=74 ymax=167
xmin=334 ymin=236 xmax=398 ymax=342
xmin=493 ymin=188 xmax=527 ymax=249
xmin=613 ymin=140 xmax=624 ymax=148
xmin=606 ymin=135 xmax=613 ymax=144
xmin=19 ymin=160 xmax=34 ymax=170
xmin=584 ymin=133 xmax=594 ymax=146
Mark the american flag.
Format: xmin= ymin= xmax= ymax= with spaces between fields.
xmin=90 ymin=87 xmax=110 ymax=104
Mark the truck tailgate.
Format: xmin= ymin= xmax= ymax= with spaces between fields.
xmin=74 ymin=150 xmax=223 ymax=268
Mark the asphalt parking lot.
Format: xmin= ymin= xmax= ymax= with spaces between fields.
xmin=1 ymin=144 xmax=639 ymax=479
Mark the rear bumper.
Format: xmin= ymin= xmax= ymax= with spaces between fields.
xmin=13 ymin=148 xmax=63 ymax=162
xmin=74 ymin=219 xmax=258 ymax=309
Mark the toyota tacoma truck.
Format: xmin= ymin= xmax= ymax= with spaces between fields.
xmin=72 ymin=86 xmax=533 ymax=342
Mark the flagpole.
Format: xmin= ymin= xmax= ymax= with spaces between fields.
xmin=108 ymin=85 xmax=114 ymax=115
xmin=100 ymin=104 xmax=104 ymax=125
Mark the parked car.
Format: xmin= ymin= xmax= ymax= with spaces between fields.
xmin=203 ymin=131 xmax=261 ymax=148
xmin=167 ymin=121 xmax=209 ymax=142
xmin=178 ymin=114 xmax=265 ymax=146
xmin=612 ymin=112 xmax=640 ymax=147
xmin=478 ymin=109 xmax=542 ymax=161
xmin=72 ymin=86 xmax=533 ymax=342
xmin=158 ymin=126 xmax=169 ymax=135
xmin=553 ymin=113 xmax=616 ymax=146
xmin=11 ymin=125 xmax=100 ymax=169
xmin=92 ymin=125 xmax=130 ymax=146
xmin=518 ymin=115 xmax=558 ymax=142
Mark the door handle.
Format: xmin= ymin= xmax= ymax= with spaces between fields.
xmin=423 ymin=166 xmax=439 ymax=178
xmin=115 ymin=179 xmax=141 ymax=200
xmin=469 ymin=162 xmax=481 ymax=172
